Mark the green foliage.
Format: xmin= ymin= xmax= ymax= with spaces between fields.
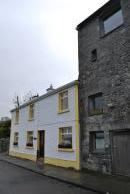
xmin=0 ymin=120 xmax=11 ymax=138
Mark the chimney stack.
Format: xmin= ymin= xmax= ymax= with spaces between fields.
xmin=46 ymin=84 xmax=54 ymax=93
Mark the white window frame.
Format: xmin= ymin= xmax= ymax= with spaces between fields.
xmin=58 ymin=127 xmax=72 ymax=149
xmin=59 ymin=90 xmax=69 ymax=112
xmin=26 ymin=131 xmax=33 ymax=147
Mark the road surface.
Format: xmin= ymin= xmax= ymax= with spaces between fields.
xmin=0 ymin=160 xmax=97 ymax=194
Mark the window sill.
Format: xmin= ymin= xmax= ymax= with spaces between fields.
xmin=58 ymin=109 xmax=69 ymax=114
xmin=58 ymin=148 xmax=74 ymax=152
xmin=26 ymin=146 xmax=34 ymax=149
xmin=28 ymin=118 xmax=34 ymax=121
xmin=90 ymin=150 xmax=105 ymax=155
xmin=13 ymin=145 xmax=18 ymax=147
xmin=91 ymin=58 xmax=97 ymax=62
xmin=88 ymin=112 xmax=103 ymax=117
xmin=14 ymin=122 xmax=19 ymax=125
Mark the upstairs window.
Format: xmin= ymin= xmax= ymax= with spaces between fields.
xmin=13 ymin=132 xmax=19 ymax=146
xmin=59 ymin=91 xmax=68 ymax=112
xmin=90 ymin=131 xmax=105 ymax=152
xmin=103 ymin=9 xmax=123 ymax=34
xmin=28 ymin=104 xmax=34 ymax=120
xmin=26 ymin=131 xmax=33 ymax=147
xmin=15 ymin=110 xmax=19 ymax=124
xmin=58 ymin=127 xmax=72 ymax=149
xmin=88 ymin=93 xmax=103 ymax=116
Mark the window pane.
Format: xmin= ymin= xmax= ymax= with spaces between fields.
xmin=29 ymin=104 xmax=34 ymax=119
xmin=62 ymin=128 xmax=67 ymax=134
xmin=95 ymin=132 xmax=105 ymax=149
xmin=88 ymin=93 xmax=103 ymax=115
xmin=14 ymin=132 xmax=19 ymax=145
xmin=88 ymin=97 xmax=94 ymax=113
xmin=64 ymin=134 xmax=72 ymax=141
xmin=104 ymin=9 xmax=123 ymax=34
xmin=59 ymin=127 xmax=72 ymax=148
xmin=60 ymin=91 xmax=68 ymax=111
xmin=61 ymin=97 xmax=68 ymax=110
xmin=95 ymin=95 xmax=103 ymax=110
xmin=27 ymin=131 xmax=33 ymax=144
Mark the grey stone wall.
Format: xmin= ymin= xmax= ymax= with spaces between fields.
xmin=78 ymin=0 xmax=130 ymax=173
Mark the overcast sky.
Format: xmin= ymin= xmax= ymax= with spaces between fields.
xmin=0 ymin=0 xmax=108 ymax=117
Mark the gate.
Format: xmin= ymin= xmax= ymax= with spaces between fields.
xmin=111 ymin=130 xmax=130 ymax=176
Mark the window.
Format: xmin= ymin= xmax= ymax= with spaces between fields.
xmin=59 ymin=91 xmax=68 ymax=112
xmin=88 ymin=93 xmax=103 ymax=116
xmin=90 ymin=131 xmax=105 ymax=152
xmin=26 ymin=131 xmax=33 ymax=147
xmin=91 ymin=49 xmax=97 ymax=62
xmin=15 ymin=109 xmax=19 ymax=124
xmin=28 ymin=104 xmax=34 ymax=120
xmin=103 ymin=9 xmax=123 ymax=34
xmin=13 ymin=132 xmax=19 ymax=146
xmin=58 ymin=127 xmax=72 ymax=149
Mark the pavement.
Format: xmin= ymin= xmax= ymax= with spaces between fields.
xmin=0 ymin=153 xmax=130 ymax=194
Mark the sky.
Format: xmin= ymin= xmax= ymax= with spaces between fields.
xmin=0 ymin=0 xmax=108 ymax=118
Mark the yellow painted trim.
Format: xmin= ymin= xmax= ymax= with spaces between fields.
xmin=75 ymin=84 xmax=80 ymax=170
xmin=44 ymin=157 xmax=79 ymax=170
xmin=37 ymin=131 xmax=40 ymax=151
xmin=58 ymin=148 xmax=74 ymax=152
xmin=9 ymin=151 xmax=36 ymax=161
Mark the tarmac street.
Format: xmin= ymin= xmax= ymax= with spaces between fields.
xmin=0 ymin=160 xmax=96 ymax=194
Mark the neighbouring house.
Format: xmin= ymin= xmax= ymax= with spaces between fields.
xmin=77 ymin=0 xmax=130 ymax=176
xmin=0 ymin=117 xmax=10 ymax=122
xmin=9 ymin=81 xmax=80 ymax=170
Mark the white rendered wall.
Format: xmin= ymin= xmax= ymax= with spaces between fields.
xmin=10 ymin=85 xmax=77 ymax=162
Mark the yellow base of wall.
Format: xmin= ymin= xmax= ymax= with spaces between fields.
xmin=9 ymin=151 xmax=36 ymax=161
xmin=44 ymin=157 xmax=80 ymax=170
xmin=9 ymin=151 xmax=80 ymax=170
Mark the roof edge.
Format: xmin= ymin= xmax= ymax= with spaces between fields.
xmin=11 ymin=80 xmax=78 ymax=112
xmin=76 ymin=0 xmax=120 ymax=31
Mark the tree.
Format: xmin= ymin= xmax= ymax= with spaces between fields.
xmin=0 ymin=120 xmax=11 ymax=138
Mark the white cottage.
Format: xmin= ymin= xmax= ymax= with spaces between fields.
xmin=9 ymin=81 xmax=80 ymax=170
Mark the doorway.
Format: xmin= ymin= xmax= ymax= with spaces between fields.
xmin=111 ymin=130 xmax=130 ymax=176
xmin=38 ymin=130 xmax=45 ymax=158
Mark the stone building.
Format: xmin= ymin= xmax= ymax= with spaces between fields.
xmin=77 ymin=0 xmax=130 ymax=176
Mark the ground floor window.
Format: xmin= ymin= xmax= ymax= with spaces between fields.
xmin=13 ymin=132 xmax=19 ymax=146
xmin=90 ymin=131 xmax=105 ymax=152
xmin=58 ymin=127 xmax=72 ymax=149
xmin=26 ymin=131 xmax=33 ymax=147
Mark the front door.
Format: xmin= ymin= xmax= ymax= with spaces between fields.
xmin=111 ymin=131 xmax=130 ymax=176
xmin=38 ymin=130 xmax=45 ymax=158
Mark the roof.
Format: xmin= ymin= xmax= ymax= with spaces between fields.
xmin=11 ymin=80 xmax=78 ymax=112
xmin=76 ymin=0 xmax=120 ymax=30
